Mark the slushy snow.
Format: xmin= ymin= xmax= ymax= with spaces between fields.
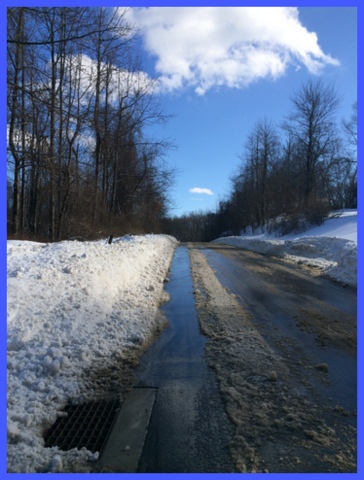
xmin=213 ymin=210 xmax=357 ymax=288
xmin=6 ymin=210 xmax=357 ymax=473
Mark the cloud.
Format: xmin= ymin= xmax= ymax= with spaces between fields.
xmin=189 ymin=187 xmax=214 ymax=196
xmin=127 ymin=7 xmax=339 ymax=94
xmin=72 ymin=54 xmax=155 ymax=101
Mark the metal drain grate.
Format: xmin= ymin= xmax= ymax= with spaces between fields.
xmin=43 ymin=399 xmax=121 ymax=453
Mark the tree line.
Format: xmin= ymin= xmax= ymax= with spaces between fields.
xmin=7 ymin=7 xmax=175 ymax=241
xmin=7 ymin=9 xmax=356 ymax=244
xmin=164 ymin=80 xmax=357 ymax=242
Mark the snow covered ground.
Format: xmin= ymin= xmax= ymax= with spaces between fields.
xmin=213 ymin=210 xmax=357 ymax=288
xmin=7 ymin=234 xmax=177 ymax=473
xmin=6 ymin=210 xmax=357 ymax=473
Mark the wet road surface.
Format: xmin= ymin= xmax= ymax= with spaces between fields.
xmin=134 ymin=242 xmax=356 ymax=473
xmin=190 ymin=242 xmax=357 ymax=472
xmin=135 ymin=246 xmax=235 ymax=473
xmin=200 ymin=243 xmax=357 ymax=413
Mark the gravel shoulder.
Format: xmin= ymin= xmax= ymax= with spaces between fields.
xmin=188 ymin=243 xmax=357 ymax=473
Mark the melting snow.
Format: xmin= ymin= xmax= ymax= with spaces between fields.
xmin=6 ymin=210 xmax=357 ymax=472
xmin=213 ymin=210 xmax=357 ymax=288
xmin=7 ymin=234 xmax=177 ymax=473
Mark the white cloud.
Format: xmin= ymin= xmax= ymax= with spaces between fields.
xmin=189 ymin=187 xmax=214 ymax=196
xmin=63 ymin=53 xmax=156 ymax=105
xmin=127 ymin=7 xmax=340 ymax=94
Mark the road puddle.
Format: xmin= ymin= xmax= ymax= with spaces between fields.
xmin=135 ymin=246 xmax=235 ymax=473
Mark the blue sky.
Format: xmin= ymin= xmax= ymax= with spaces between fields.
xmin=126 ymin=6 xmax=357 ymax=216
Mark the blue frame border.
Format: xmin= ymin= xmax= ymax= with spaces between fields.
xmin=1 ymin=1 xmax=361 ymax=479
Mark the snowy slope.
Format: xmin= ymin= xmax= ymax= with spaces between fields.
xmin=7 ymin=235 xmax=177 ymax=473
xmin=212 ymin=210 xmax=357 ymax=288
xmin=283 ymin=209 xmax=357 ymax=242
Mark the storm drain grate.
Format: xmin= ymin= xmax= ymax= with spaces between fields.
xmin=43 ymin=399 xmax=121 ymax=453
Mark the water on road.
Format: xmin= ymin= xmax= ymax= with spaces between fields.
xmin=135 ymin=246 xmax=235 ymax=473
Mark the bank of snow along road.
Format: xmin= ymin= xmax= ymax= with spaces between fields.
xmin=7 ymin=235 xmax=178 ymax=473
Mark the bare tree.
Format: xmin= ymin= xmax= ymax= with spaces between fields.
xmin=239 ymin=117 xmax=280 ymax=229
xmin=340 ymin=101 xmax=357 ymax=208
xmin=342 ymin=101 xmax=357 ymax=148
xmin=282 ymin=79 xmax=342 ymax=209
xmin=7 ymin=7 xmax=26 ymax=235
xmin=7 ymin=7 xmax=175 ymax=240
xmin=176 ymin=81 xmax=353 ymax=240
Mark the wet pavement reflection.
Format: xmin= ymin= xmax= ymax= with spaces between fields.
xmin=135 ymin=246 xmax=235 ymax=473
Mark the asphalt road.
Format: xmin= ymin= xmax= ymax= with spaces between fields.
xmin=200 ymin=243 xmax=357 ymax=411
xmin=135 ymin=246 xmax=235 ymax=473
xmin=134 ymin=243 xmax=357 ymax=473
xmin=190 ymin=242 xmax=357 ymax=472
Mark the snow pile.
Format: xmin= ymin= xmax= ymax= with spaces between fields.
xmin=7 ymin=234 xmax=177 ymax=473
xmin=213 ymin=210 xmax=357 ymax=288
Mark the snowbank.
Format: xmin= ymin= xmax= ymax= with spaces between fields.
xmin=7 ymin=234 xmax=177 ymax=473
xmin=212 ymin=210 xmax=357 ymax=288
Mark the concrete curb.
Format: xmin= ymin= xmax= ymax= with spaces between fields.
xmin=96 ymin=387 xmax=157 ymax=472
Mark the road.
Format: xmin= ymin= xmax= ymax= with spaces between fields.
xmin=124 ymin=243 xmax=356 ymax=473
xmin=135 ymin=246 xmax=235 ymax=473
xmin=188 ymin=242 xmax=356 ymax=473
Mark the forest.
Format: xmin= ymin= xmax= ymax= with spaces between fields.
xmin=7 ymin=7 xmax=357 ymax=243
xmin=7 ymin=7 xmax=175 ymax=241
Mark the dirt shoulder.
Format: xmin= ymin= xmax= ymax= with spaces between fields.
xmin=188 ymin=244 xmax=356 ymax=473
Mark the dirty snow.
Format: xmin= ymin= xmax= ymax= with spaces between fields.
xmin=212 ymin=210 xmax=357 ymax=288
xmin=189 ymin=245 xmax=356 ymax=473
xmin=6 ymin=234 xmax=177 ymax=473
